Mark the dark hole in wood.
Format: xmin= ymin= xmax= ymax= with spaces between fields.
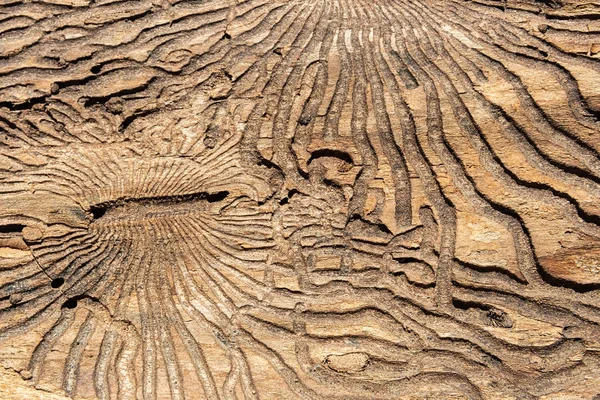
xmin=63 ymin=298 xmax=78 ymax=309
xmin=0 ymin=224 xmax=25 ymax=234
xmin=51 ymin=277 xmax=64 ymax=288
xmin=206 ymin=191 xmax=229 ymax=203
xmin=90 ymin=206 xmax=107 ymax=220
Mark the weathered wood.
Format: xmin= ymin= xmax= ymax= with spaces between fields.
xmin=1 ymin=0 xmax=600 ymax=398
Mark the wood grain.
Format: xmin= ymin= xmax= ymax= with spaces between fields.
xmin=1 ymin=0 xmax=600 ymax=398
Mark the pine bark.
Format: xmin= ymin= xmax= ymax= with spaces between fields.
xmin=1 ymin=0 xmax=600 ymax=398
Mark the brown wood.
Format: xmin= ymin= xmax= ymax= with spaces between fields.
xmin=1 ymin=0 xmax=600 ymax=398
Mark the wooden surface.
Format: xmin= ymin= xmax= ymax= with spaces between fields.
xmin=1 ymin=0 xmax=600 ymax=398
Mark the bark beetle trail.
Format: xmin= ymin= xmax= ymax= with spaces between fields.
xmin=1 ymin=0 xmax=600 ymax=398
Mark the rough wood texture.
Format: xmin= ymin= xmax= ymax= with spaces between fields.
xmin=1 ymin=0 xmax=600 ymax=398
